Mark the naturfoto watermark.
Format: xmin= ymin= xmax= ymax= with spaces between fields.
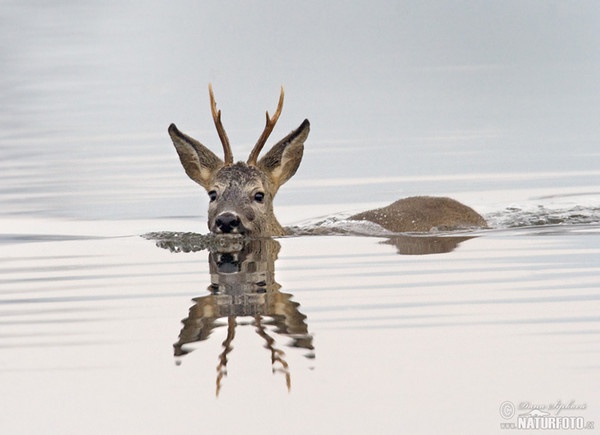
xmin=499 ymin=400 xmax=595 ymax=430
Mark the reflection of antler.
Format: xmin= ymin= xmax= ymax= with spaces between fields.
xmin=254 ymin=315 xmax=291 ymax=391
xmin=216 ymin=316 xmax=236 ymax=397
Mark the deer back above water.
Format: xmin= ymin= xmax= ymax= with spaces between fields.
xmin=168 ymin=86 xmax=487 ymax=236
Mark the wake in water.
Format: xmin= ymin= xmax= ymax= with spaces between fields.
xmin=142 ymin=232 xmax=246 ymax=253
xmin=483 ymin=191 xmax=600 ymax=229
xmin=485 ymin=204 xmax=600 ymax=229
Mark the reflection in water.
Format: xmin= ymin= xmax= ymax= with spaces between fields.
xmin=143 ymin=228 xmax=477 ymax=395
xmin=383 ymin=235 xmax=477 ymax=255
xmin=143 ymin=229 xmax=476 ymax=394
xmin=147 ymin=234 xmax=314 ymax=395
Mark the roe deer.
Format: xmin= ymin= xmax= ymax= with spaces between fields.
xmin=168 ymin=85 xmax=487 ymax=236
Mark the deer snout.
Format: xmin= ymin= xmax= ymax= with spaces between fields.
xmin=215 ymin=212 xmax=243 ymax=234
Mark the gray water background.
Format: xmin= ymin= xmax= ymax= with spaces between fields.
xmin=2 ymin=1 xmax=600 ymax=434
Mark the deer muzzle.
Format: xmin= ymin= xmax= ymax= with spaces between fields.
xmin=214 ymin=212 xmax=245 ymax=234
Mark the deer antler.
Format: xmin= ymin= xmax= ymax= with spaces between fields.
xmin=247 ymin=86 xmax=285 ymax=166
xmin=208 ymin=84 xmax=234 ymax=165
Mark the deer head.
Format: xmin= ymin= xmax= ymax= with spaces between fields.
xmin=169 ymin=85 xmax=310 ymax=237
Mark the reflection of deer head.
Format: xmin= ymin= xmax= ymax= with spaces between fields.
xmin=172 ymin=238 xmax=314 ymax=395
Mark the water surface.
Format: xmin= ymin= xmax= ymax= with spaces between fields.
xmin=2 ymin=1 xmax=600 ymax=434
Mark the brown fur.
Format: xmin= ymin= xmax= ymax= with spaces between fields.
xmin=168 ymin=119 xmax=309 ymax=237
xmin=350 ymin=196 xmax=487 ymax=233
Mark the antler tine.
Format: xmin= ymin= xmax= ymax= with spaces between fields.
xmin=247 ymin=86 xmax=285 ymax=166
xmin=208 ymin=84 xmax=234 ymax=165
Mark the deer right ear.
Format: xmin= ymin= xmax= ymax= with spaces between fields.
xmin=168 ymin=123 xmax=224 ymax=189
xmin=257 ymin=119 xmax=310 ymax=192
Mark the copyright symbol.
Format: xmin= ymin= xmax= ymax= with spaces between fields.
xmin=499 ymin=401 xmax=515 ymax=420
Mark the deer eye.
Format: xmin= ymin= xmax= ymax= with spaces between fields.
xmin=208 ymin=190 xmax=217 ymax=202
xmin=253 ymin=192 xmax=265 ymax=203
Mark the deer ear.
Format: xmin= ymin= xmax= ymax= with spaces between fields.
xmin=168 ymin=123 xmax=224 ymax=190
xmin=257 ymin=119 xmax=310 ymax=191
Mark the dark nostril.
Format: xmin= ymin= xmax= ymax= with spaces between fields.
xmin=215 ymin=212 xmax=241 ymax=233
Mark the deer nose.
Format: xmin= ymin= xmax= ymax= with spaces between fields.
xmin=215 ymin=212 xmax=241 ymax=233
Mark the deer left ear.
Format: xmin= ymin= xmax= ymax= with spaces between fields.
xmin=257 ymin=119 xmax=310 ymax=191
